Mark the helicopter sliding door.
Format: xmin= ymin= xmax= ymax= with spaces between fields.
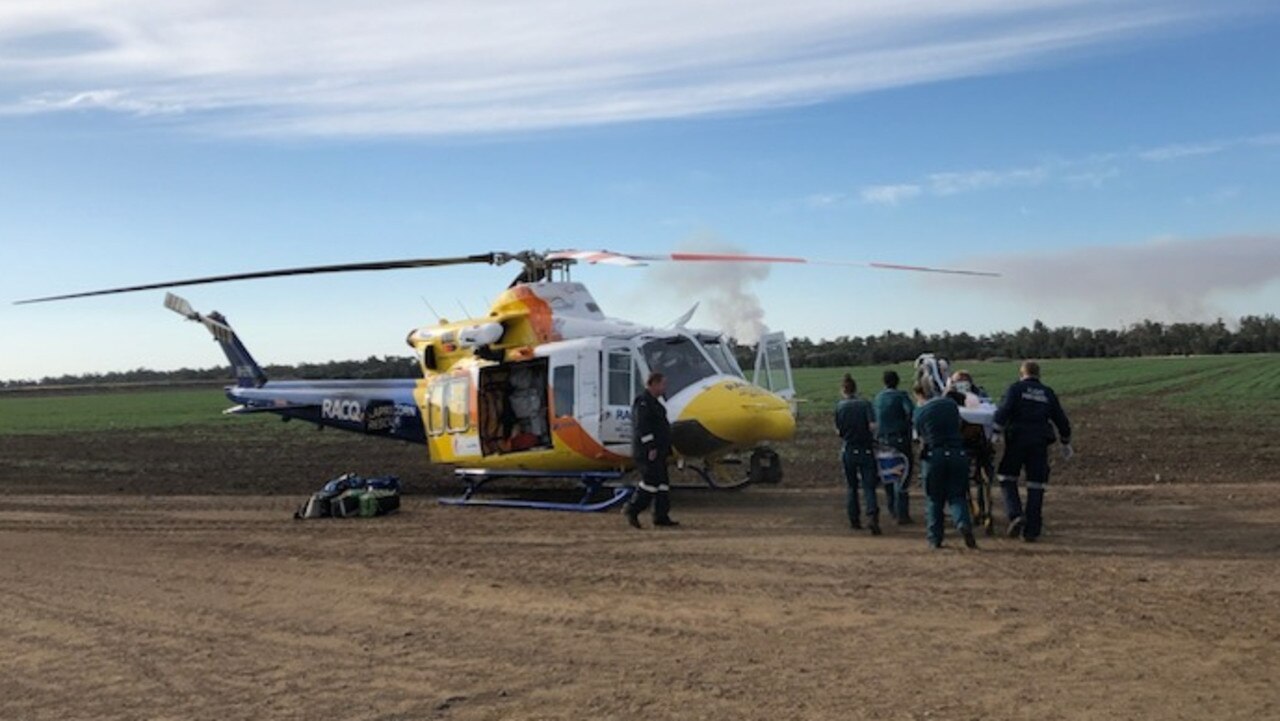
xmin=556 ymin=346 xmax=601 ymax=441
xmin=599 ymin=339 xmax=643 ymax=445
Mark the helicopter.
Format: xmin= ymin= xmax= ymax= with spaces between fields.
xmin=18 ymin=248 xmax=997 ymax=509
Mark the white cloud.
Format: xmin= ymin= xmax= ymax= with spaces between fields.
xmin=859 ymin=184 xmax=922 ymax=206
xmin=1137 ymin=141 xmax=1228 ymax=161
xmin=20 ymin=88 xmax=183 ymax=115
xmin=1246 ymin=133 xmax=1280 ymax=147
xmin=1182 ymin=186 xmax=1242 ymax=206
xmin=926 ymin=166 xmax=1048 ymax=195
xmin=1138 ymin=133 xmax=1280 ymax=161
xmin=0 ymin=0 xmax=1208 ymax=136
xmin=803 ymin=192 xmax=848 ymax=208
xmin=849 ymin=131 xmax=1277 ymax=205
xmin=856 ymin=162 xmax=1054 ymax=205
xmin=1063 ymin=166 xmax=1120 ymax=187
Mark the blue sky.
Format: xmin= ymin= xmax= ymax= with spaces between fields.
xmin=1 ymin=0 xmax=1278 ymax=379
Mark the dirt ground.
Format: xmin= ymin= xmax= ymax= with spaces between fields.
xmin=3 ymin=401 xmax=1279 ymax=720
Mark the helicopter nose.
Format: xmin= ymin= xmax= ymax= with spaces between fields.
xmin=671 ymin=379 xmax=796 ymax=457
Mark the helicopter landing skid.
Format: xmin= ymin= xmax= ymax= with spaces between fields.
xmin=439 ymin=469 xmax=632 ymax=512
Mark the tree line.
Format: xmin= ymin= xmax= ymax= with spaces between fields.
xmin=4 ymin=315 xmax=1277 ymax=388
xmin=740 ymin=316 xmax=1280 ymax=368
xmin=2 ymin=355 xmax=419 ymax=389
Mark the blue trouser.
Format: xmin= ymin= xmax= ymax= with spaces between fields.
xmin=998 ymin=440 xmax=1050 ymax=539
xmin=878 ymin=434 xmax=912 ymax=520
xmin=921 ymin=447 xmax=973 ymax=546
xmin=841 ymin=444 xmax=880 ymax=523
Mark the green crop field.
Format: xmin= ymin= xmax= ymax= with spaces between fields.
xmin=792 ymin=353 xmax=1280 ymax=416
xmin=1 ymin=354 xmax=1276 ymax=436
xmin=0 ymin=388 xmax=239 ymax=435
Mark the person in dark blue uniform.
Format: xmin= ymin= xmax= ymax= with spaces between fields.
xmin=913 ymin=383 xmax=978 ymax=550
xmin=624 ymin=372 xmax=678 ymax=529
xmin=836 ymin=374 xmax=881 ymax=534
xmin=874 ymin=370 xmax=915 ymax=524
xmin=993 ymin=361 xmax=1072 ymax=542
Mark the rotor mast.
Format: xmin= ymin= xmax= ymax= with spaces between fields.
xmin=501 ymin=251 xmax=575 ymax=286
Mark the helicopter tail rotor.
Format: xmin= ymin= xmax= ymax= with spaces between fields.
xmin=164 ymin=293 xmax=266 ymax=387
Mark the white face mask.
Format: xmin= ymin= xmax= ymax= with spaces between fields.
xmin=953 ymin=380 xmax=971 ymax=394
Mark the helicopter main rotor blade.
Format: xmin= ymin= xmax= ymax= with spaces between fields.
xmin=15 ymin=253 xmax=499 ymax=305
xmin=545 ymin=248 xmax=993 ymax=276
xmin=548 ymin=249 xmax=1000 ymax=277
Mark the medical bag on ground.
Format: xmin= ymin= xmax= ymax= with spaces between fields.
xmin=294 ymin=473 xmax=401 ymax=519
xmin=330 ymin=489 xmax=364 ymax=518
xmin=359 ymin=489 xmax=401 ymax=517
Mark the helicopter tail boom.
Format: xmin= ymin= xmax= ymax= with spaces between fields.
xmin=165 ymin=293 xmax=267 ymax=388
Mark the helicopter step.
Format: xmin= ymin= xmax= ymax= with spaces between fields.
xmin=439 ymin=468 xmax=632 ymax=512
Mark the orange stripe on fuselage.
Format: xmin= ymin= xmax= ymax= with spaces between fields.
xmin=509 ymin=286 xmax=558 ymax=343
xmin=552 ymin=415 xmax=628 ymax=464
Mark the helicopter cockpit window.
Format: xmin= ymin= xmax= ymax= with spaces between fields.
xmin=640 ymin=335 xmax=717 ymax=397
xmin=699 ymin=335 xmax=744 ymax=378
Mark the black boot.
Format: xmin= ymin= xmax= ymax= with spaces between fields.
xmin=625 ymin=487 xmax=652 ymax=530
xmin=654 ymin=491 xmax=678 ymax=527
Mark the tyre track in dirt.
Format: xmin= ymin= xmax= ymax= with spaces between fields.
xmin=4 ymin=482 xmax=1280 ymax=720
xmin=3 ymin=398 xmax=1279 ymax=719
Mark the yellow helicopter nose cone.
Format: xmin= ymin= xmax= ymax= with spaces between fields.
xmin=672 ymin=379 xmax=796 ymax=457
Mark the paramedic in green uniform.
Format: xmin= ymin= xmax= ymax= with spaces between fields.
xmin=835 ymin=374 xmax=881 ymax=535
xmin=874 ymin=370 xmax=916 ymax=524
xmin=912 ymin=383 xmax=978 ymax=550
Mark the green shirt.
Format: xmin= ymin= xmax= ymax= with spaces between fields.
xmin=913 ymin=397 xmax=964 ymax=450
xmin=874 ymin=388 xmax=915 ymax=438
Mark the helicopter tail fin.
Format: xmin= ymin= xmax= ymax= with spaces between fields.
xmin=165 ymin=293 xmax=268 ymax=388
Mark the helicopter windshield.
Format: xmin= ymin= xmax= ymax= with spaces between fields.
xmin=640 ymin=335 xmax=719 ymax=397
xmin=698 ymin=334 xmax=744 ymax=379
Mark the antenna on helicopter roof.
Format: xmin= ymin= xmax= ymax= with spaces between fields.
xmin=456 ymin=300 xmax=473 ymax=319
xmin=419 ymin=296 xmax=442 ymax=323
xmin=667 ymin=302 xmax=700 ymax=328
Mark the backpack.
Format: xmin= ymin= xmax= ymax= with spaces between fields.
xmin=294 ymin=473 xmax=402 ymax=520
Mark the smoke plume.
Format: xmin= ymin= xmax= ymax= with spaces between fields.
xmin=651 ymin=237 xmax=770 ymax=343
xmin=951 ymin=235 xmax=1280 ymax=323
